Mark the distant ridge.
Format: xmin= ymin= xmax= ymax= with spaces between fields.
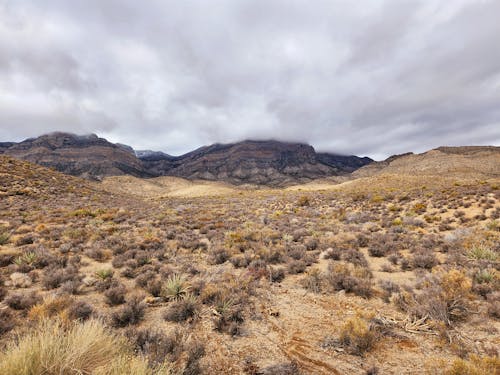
xmin=0 ymin=133 xmax=372 ymax=185
xmin=353 ymin=146 xmax=500 ymax=179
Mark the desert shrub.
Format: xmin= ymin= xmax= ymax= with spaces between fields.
xmin=84 ymin=248 xmax=110 ymax=262
xmin=247 ymin=259 xmax=270 ymax=280
xmin=324 ymin=247 xmax=343 ymax=261
xmin=161 ymin=274 xmax=190 ymax=301
xmin=297 ymin=195 xmax=310 ymax=207
xmin=301 ymin=269 xmax=323 ymax=293
xmin=292 ymin=229 xmax=310 ymax=242
xmin=467 ymin=244 xmax=498 ymax=262
xmin=5 ymin=291 xmax=41 ymax=310
xmin=388 ymin=254 xmax=400 ymax=265
xmin=0 ymin=285 xmax=6 ymax=302
xmin=135 ymin=270 xmax=157 ymax=288
xmin=287 ymin=260 xmax=307 ymax=274
xmin=443 ymin=354 xmax=500 ymax=375
xmin=213 ymin=297 xmax=245 ymax=336
xmin=270 ymin=267 xmax=286 ymax=283
xmin=208 ymin=248 xmax=230 ymax=265
xmin=487 ymin=292 xmax=500 ymax=319
xmin=230 ymin=254 xmax=251 ymax=268
xmin=104 ymin=283 xmax=127 ymax=306
xmin=163 ymin=294 xmax=198 ymax=322
xmin=304 ymin=237 xmax=318 ymax=251
xmin=0 ymin=310 xmax=15 ymax=336
xmin=379 ymin=280 xmax=400 ymax=303
xmin=0 ymin=253 xmax=15 ymax=267
xmin=325 ymin=262 xmax=373 ymax=298
xmin=68 ymin=300 xmax=94 ymax=321
xmin=111 ymin=294 xmax=146 ymax=327
xmin=0 ymin=232 xmax=10 ymax=245
xmin=42 ymin=265 xmax=81 ymax=290
xmin=400 ymin=257 xmax=411 ymax=270
xmin=411 ymin=251 xmax=438 ymax=269
xmin=339 ymin=316 xmax=377 ymax=356
xmin=145 ymin=278 xmax=163 ymax=297
xmin=28 ymin=295 xmax=72 ymax=321
xmin=343 ymin=249 xmax=369 ymax=267
xmin=393 ymin=269 xmax=473 ymax=325
xmin=288 ymin=244 xmax=306 ymax=260
xmin=0 ymin=318 xmax=169 ymax=375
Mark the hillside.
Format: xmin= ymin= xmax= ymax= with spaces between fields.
xmin=1 ymin=132 xmax=152 ymax=180
xmin=354 ymin=146 xmax=500 ymax=179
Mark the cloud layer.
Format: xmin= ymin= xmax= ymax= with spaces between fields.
xmin=1 ymin=0 xmax=499 ymax=159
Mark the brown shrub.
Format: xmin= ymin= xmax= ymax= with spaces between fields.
xmin=111 ymin=294 xmax=146 ymax=327
xmin=5 ymin=291 xmax=41 ymax=310
xmin=104 ymin=283 xmax=127 ymax=306
xmin=67 ymin=300 xmax=94 ymax=321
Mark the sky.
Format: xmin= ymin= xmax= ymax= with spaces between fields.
xmin=0 ymin=0 xmax=499 ymax=160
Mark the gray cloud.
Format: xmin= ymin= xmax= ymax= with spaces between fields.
xmin=0 ymin=0 xmax=499 ymax=159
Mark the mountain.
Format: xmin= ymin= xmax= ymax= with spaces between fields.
xmin=2 ymin=132 xmax=152 ymax=180
xmin=1 ymin=133 xmax=373 ymax=185
xmin=353 ymin=146 xmax=500 ymax=179
xmin=138 ymin=140 xmax=373 ymax=186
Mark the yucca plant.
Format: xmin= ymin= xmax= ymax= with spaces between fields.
xmin=95 ymin=269 xmax=114 ymax=280
xmin=161 ymin=274 xmax=190 ymax=301
xmin=13 ymin=251 xmax=38 ymax=267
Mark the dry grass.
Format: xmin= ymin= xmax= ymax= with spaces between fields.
xmin=0 ymin=318 xmax=171 ymax=375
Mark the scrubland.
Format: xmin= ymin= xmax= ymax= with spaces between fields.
xmin=0 ymin=156 xmax=499 ymax=374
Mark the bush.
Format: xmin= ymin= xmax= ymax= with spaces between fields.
xmin=42 ymin=265 xmax=81 ymax=290
xmin=412 ymin=252 xmax=438 ymax=269
xmin=325 ymin=263 xmax=373 ymax=298
xmin=394 ymin=270 xmax=473 ymax=325
xmin=208 ymin=248 xmax=230 ymax=265
xmin=111 ymin=294 xmax=146 ymax=327
xmin=104 ymin=283 xmax=127 ymax=306
xmin=270 ymin=267 xmax=286 ymax=283
xmin=287 ymin=260 xmax=307 ymax=274
xmin=68 ymin=301 xmax=94 ymax=321
xmin=0 ymin=319 xmax=170 ymax=374
xmin=339 ymin=316 xmax=377 ymax=356
xmin=127 ymin=327 xmax=205 ymax=371
xmin=0 ymin=310 xmax=15 ymax=336
xmin=5 ymin=292 xmax=41 ymax=310
xmin=163 ymin=295 xmax=198 ymax=322
xmin=443 ymin=354 xmax=500 ymax=375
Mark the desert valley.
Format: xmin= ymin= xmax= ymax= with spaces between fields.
xmin=0 ymin=133 xmax=499 ymax=374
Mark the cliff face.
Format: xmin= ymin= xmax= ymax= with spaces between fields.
xmin=1 ymin=133 xmax=373 ymax=185
xmin=3 ymin=132 xmax=152 ymax=180
xmin=139 ymin=140 xmax=373 ymax=186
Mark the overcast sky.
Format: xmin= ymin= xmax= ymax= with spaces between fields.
xmin=1 ymin=0 xmax=499 ymax=159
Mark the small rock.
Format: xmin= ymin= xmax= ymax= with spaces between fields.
xmin=82 ymin=276 xmax=97 ymax=286
xmin=9 ymin=272 xmax=32 ymax=288
xmin=145 ymin=296 xmax=162 ymax=305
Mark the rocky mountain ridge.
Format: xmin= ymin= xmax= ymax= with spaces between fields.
xmin=0 ymin=132 xmax=372 ymax=185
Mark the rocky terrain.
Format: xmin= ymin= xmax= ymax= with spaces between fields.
xmin=139 ymin=140 xmax=372 ymax=186
xmin=1 ymin=132 xmax=152 ymax=180
xmin=1 ymin=133 xmax=372 ymax=185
